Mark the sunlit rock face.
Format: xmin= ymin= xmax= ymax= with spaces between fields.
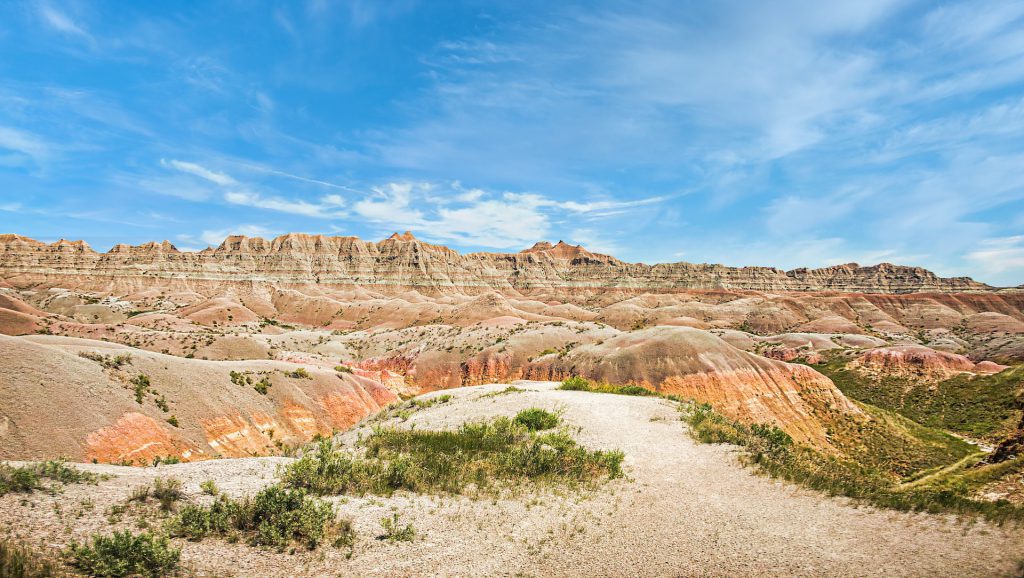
xmin=0 ymin=233 xmax=997 ymax=295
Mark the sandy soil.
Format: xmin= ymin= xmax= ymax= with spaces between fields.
xmin=2 ymin=381 xmax=1022 ymax=577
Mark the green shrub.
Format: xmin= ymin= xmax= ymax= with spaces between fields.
xmin=66 ymin=531 xmax=180 ymax=578
xmin=282 ymin=417 xmax=624 ymax=497
xmin=514 ymin=408 xmax=560 ymax=431
xmin=334 ymin=365 xmax=353 ymax=374
xmin=0 ymin=461 xmax=98 ymax=497
xmin=152 ymin=477 xmax=183 ymax=512
xmin=0 ymin=537 xmax=59 ymax=578
xmin=154 ymin=395 xmax=169 ymax=413
xmin=558 ymin=377 xmax=655 ymax=397
xmin=254 ymin=377 xmax=272 ymax=395
xmin=229 ymin=370 xmax=252 ymax=387
xmin=379 ymin=512 xmax=415 ymax=542
xmin=166 ymin=416 xmax=179 ymax=428
xmin=171 ymin=484 xmax=349 ymax=550
xmin=559 ymin=376 xmax=591 ymax=391
xmin=287 ymin=368 xmax=311 ymax=379
xmin=131 ymin=374 xmax=150 ymax=404
xmin=200 ymin=480 xmax=218 ymax=496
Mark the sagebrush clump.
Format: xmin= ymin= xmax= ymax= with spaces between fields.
xmin=66 ymin=530 xmax=180 ymax=578
xmin=171 ymin=484 xmax=353 ymax=550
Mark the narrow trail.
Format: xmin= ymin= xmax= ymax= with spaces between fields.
xmin=900 ymin=451 xmax=986 ymax=490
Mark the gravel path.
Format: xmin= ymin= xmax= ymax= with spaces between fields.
xmin=2 ymin=381 xmax=1022 ymax=577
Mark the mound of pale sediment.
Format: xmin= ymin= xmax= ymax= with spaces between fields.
xmin=524 ymin=326 xmax=860 ymax=445
xmin=796 ymin=315 xmax=864 ymax=334
xmin=0 ymin=334 xmax=396 ymax=464
xmin=964 ymin=312 xmax=1024 ymax=334
xmin=0 ymin=306 xmax=43 ymax=335
xmin=180 ymin=297 xmax=260 ymax=326
xmin=853 ymin=345 xmax=1007 ymax=379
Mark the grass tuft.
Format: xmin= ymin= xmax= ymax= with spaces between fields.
xmin=0 ymin=461 xmax=99 ymax=497
xmin=282 ymin=417 xmax=623 ymax=497
xmin=0 ymin=537 xmax=60 ymax=578
xmin=378 ymin=513 xmax=415 ymax=542
xmin=514 ymin=408 xmax=560 ymax=431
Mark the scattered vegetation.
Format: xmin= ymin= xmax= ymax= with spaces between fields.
xmin=379 ymin=512 xmax=415 ymax=542
xmin=514 ymin=408 xmax=560 ymax=431
xmin=479 ymin=385 xmax=525 ymax=398
xmin=287 ymin=368 xmax=311 ymax=379
xmin=683 ymin=402 xmax=1024 ymax=522
xmin=409 ymin=394 xmax=452 ymax=410
xmin=558 ymin=376 xmax=656 ymax=397
xmin=78 ymin=352 xmax=132 ymax=370
xmin=229 ymin=370 xmax=252 ymax=387
xmin=0 ymin=461 xmax=99 ymax=497
xmin=171 ymin=484 xmax=352 ymax=550
xmin=0 ymin=537 xmax=60 ymax=578
xmin=812 ymin=360 xmax=1023 ymax=441
xmin=281 ymin=417 xmax=624 ymax=497
xmin=66 ymin=531 xmax=180 ymax=578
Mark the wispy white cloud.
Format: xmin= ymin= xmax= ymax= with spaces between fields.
xmin=37 ymin=3 xmax=93 ymax=42
xmin=966 ymin=236 xmax=1024 ymax=283
xmin=234 ymin=162 xmax=364 ymax=193
xmin=161 ymin=159 xmax=237 ymax=186
xmin=347 ymin=181 xmax=661 ymax=249
xmin=224 ymin=190 xmax=346 ymax=218
xmin=0 ymin=125 xmax=51 ymax=164
xmin=503 ymin=193 xmax=666 ymax=217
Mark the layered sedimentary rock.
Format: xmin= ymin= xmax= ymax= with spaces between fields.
xmin=852 ymin=345 xmax=1008 ymax=380
xmin=0 ymin=233 xmax=995 ymax=295
xmin=523 ymin=326 xmax=861 ymax=445
xmin=0 ymin=334 xmax=396 ymax=463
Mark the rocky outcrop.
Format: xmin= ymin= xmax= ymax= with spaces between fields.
xmin=0 ymin=233 xmax=995 ymax=295
xmin=852 ymin=345 xmax=1008 ymax=380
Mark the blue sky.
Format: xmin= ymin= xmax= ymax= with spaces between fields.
xmin=1 ymin=0 xmax=1023 ymax=285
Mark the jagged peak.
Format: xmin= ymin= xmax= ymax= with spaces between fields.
xmin=50 ymin=239 xmax=94 ymax=253
xmin=387 ymin=231 xmax=417 ymax=242
xmin=522 ymin=241 xmax=554 ymax=253
xmin=521 ymin=239 xmax=601 ymax=260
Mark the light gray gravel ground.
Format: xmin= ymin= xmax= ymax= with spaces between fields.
xmin=2 ymin=381 xmax=1023 ymax=577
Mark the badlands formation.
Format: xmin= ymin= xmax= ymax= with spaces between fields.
xmin=1 ymin=232 xmax=1022 ymax=458
xmin=1 ymin=231 xmax=1023 ymax=576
